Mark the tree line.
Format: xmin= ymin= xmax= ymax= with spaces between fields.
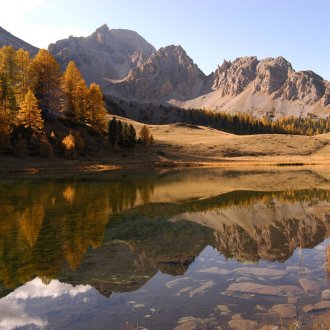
xmin=106 ymin=98 xmax=330 ymax=136
xmin=180 ymin=109 xmax=330 ymax=136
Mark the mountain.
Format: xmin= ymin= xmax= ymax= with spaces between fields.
xmin=176 ymin=56 xmax=330 ymax=118
xmin=105 ymin=45 xmax=208 ymax=103
xmin=0 ymin=27 xmax=38 ymax=55
xmin=106 ymin=53 xmax=330 ymax=118
xmin=49 ymin=24 xmax=156 ymax=85
xmin=2 ymin=25 xmax=328 ymax=118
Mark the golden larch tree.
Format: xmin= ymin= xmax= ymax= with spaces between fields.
xmin=0 ymin=46 xmax=18 ymax=118
xmin=19 ymin=90 xmax=44 ymax=132
xmin=73 ymin=80 xmax=89 ymax=123
xmin=62 ymin=61 xmax=87 ymax=122
xmin=15 ymin=48 xmax=33 ymax=105
xmin=86 ymin=83 xmax=107 ymax=133
xmin=139 ymin=125 xmax=154 ymax=147
xmin=30 ymin=49 xmax=61 ymax=115
xmin=0 ymin=105 xmax=12 ymax=147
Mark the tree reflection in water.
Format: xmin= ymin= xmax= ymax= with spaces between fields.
xmin=0 ymin=169 xmax=330 ymax=297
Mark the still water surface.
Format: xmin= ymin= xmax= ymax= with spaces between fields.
xmin=1 ymin=168 xmax=330 ymax=329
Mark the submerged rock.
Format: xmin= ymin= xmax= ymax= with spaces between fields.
xmin=299 ymin=278 xmax=322 ymax=293
xmin=197 ymin=267 xmax=232 ymax=275
xmin=287 ymin=296 xmax=299 ymax=304
xmin=174 ymin=316 xmax=220 ymax=330
xmin=227 ymin=282 xmax=303 ymax=296
xmin=132 ymin=303 xmax=145 ymax=308
xmin=271 ymin=304 xmax=297 ymax=319
xmin=217 ymin=304 xmax=231 ymax=313
xmin=303 ymin=301 xmax=330 ymax=313
xmin=233 ymin=267 xmax=286 ymax=277
xmin=228 ymin=318 xmax=259 ymax=330
xmin=321 ymin=289 xmax=330 ymax=300
xmin=188 ymin=280 xmax=215 ymax=298
xmin=166 ymin=277 xmax=191 ymax=288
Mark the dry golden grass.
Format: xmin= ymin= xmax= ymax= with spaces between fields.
xmin=3 ymin=116 xmax=330 ymax=173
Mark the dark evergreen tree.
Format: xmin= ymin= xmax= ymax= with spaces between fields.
xmin=121 ymin=123 xmax=130 ymax=147
xmin=117 ymin=120 xmax=123 ymax=146
xmin=128 ymin=124 xmax=137 ymax=147
xmin=108 ymin=116 xmax=117 ymax=145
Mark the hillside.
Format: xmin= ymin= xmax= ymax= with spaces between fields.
xmin=2 ymin=115 xmax=330 ymax=173
xmin=0 ymin=27 xmax=38 ymax=55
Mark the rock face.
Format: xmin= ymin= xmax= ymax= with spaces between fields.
xmin=0 ymin=27 xmax=38 ymax=55
xmin=106 ymin=51 xmax=330 ymax=117
xmin=213 ymin=57 xmax=259 ymax=96
xmin=45 ymin=25 xmax=330 ymax=117
xmin=49 ymin=24 xmax=156 ymax=85
xmin=106 ymin=45 xmax=207 ymax=102
xmin=254 ymin=56 xmax=292 ymax=94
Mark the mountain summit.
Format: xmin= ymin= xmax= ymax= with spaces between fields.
xmin=105 ymin=45 xmax=207 ymax=102
xmin=49 ymin=24 xmax=156 ymax=85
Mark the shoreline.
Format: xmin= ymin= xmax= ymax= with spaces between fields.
xmin=0 ymin=155 xmax=326 ymax=175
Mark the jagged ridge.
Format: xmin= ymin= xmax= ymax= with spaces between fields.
xmin=105 ymin=44 xmax=208 ymax=102
xmin=107 ymin=53 xmax=330 ymax=118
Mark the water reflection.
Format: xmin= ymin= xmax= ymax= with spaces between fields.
xmin=1 ymin=168 xmax=330 ymax=328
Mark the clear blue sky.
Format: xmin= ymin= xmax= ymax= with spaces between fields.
xmin=2 ymin=0 xmax=329 ymax=80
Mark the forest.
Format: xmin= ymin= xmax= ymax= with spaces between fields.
xmin=0 ymin=46 xmax=155 ymax=158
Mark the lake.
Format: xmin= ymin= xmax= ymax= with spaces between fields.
xmin=1 ymin=168 xmax=330 ymax=329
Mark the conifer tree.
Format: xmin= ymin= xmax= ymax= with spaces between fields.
xmin=0 ymin=105 xmax=12 ymax=147
xmin=108 ymin=116 xmax=118 ymax=145
xmin=139 ymin=125 xmax=154 ymax=147
xmin=121 ymin=123 xmax=130 ymax=147
xmin=86 ymin=83 xmax=107 ymax=133
xmin=0 ymin=46 xmax=17 ymax=119
xmin=121 ymin=123 xmax=136 ymax=147
xmin=30 ymin=49 xmax=61 ymax=115
xmin=73 ymin=80 xmax=89 ymax=123
xmin=117 ymin=120 xmax=123 ymax=146
xmin=19 ymin=90 xmax=44 ymax=132
xmin=15 ymin=49 xmax=32 ymax=105
xmin=62 ymin=61 xmax=87 ymax=122
xmin=128 ymin=124 xmax=137 ymax=147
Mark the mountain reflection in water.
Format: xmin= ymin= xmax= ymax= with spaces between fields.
xmin=1 ymin=168 xmax=330 ymax=329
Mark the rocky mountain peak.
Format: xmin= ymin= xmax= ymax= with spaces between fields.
xmin=213 ymin=56 xmax=259 ymax=96
xmin=145 ymin=45 xmax=200 ymax=72
xmin=93 ymin=24 xmax=110 ymax=44
xmin=106 ymin=44 xmax=207 ymax=102
xmin=254 ymin=56 xmax=293 ymax=94
xmin=49 ymin=25 xmax=156 ymax=84
xmin=211 ymin=55 xmax=329 ymax=108
xmin=95 ymin=24 xmax=110 ymax=33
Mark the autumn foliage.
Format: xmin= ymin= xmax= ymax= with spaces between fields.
xmin=0 ymin=46 xmax=112 ymax=157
